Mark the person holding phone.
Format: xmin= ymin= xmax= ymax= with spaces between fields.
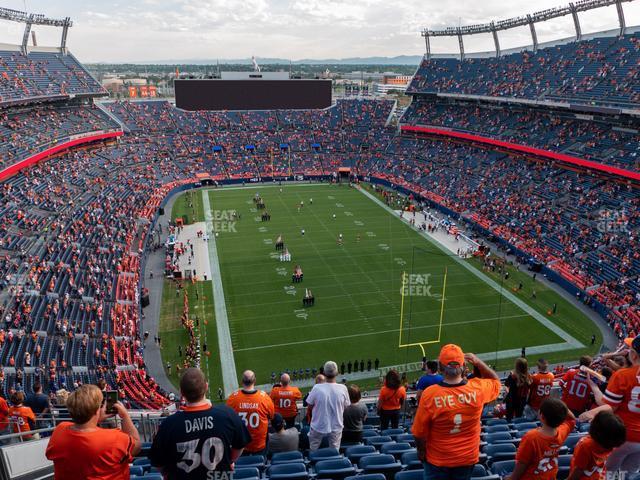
xmin=46 ymin=384 xmax=141 ymax=479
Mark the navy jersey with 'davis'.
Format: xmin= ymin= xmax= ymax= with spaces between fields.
xmin=149 ymin=403 xmax=251 ymax=479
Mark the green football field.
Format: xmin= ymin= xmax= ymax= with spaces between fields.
xmin=159 ymin=183 xmax=601 ymax=395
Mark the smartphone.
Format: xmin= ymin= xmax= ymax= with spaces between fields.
xmin=104 ymin=390 xmax=118 ymax=414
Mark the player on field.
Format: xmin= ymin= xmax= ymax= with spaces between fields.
xmin=580 ymin=336 xmax=640 ymax=473
xmin=270 ymin=373 xmax=302 ymax=428
xmin=412 ymin=344 xmax=500 ymax=478
xmin=227 ymin=370 xmax=275 ymax=456
xmin=150 ymin=368 xmax=250 ymax=479
xmin=560 ymin=356 xmax=593 ymax=416
xmin=510 ymin=398 xmax=576 ymax=480
xmin=525 ymin=358 xmax=555 ymax=420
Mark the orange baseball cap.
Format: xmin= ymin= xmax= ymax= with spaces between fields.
xmin=624 ymin=336 xmax=640 ymax=353
xmin=439 ymin=344 xmax=465 ymax=367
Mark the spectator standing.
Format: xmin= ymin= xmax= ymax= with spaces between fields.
xmin=504 ymin=357 xmax=532 ymax=421
xmin=415 ymin=360 xmax=443 ymax=403
xmin=412 ymin=344 xmax=500 ymax=479
xmin=0 ymin=394 xmax=9 ymax=440
xmin=560 ymin=356 xmax=593 ymax=416
xmin=270 ymin=373 xmax=302 ymax=428
xmin=268 ymin=413 xmax=299 ymax=455
xmin=377 ymin=369 xmax=406 ymax=430
xmin=342 ymin=384 xmax=368 ymax=443
xmin=25 ymin=381 xmax=51 ymax=431
xmin=580 ymin=336 xmax=640 ymax=473
xmin=305 ymin=361 xmax=350 ymax=450
xmin=227 ymin=370 xmax=275 ymax=456
xmin=45 ymin=384 xmax=141 ymax=479
xmin=510 ymin=398 xmax=576 ymax=480
xmin=525 ymin=358 xmax=555 ymax=420
xmin=568 ymin=410 xmax=626 ymax=480
xmin=150 ymin=368 xmax=250 ymax=478
xmin=8 ymin=392 xmax=36 ymax=441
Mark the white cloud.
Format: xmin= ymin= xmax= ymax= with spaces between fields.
xmin=0 ymin=0 xmax=638 ymax=62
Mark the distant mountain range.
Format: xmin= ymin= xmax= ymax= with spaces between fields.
xmin=115 ymin=55 xmax=424 ymax=66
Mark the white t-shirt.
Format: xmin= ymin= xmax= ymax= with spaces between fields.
xmin=306 ymin=382 xmax=350 ymax=434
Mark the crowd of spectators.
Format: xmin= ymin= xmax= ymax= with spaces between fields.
xmin=0 ymin=50 xmax=105 ymax=105
xmin=407 ymin=32 xmax=640 ymax=108
xmin=402 ymin=99 xmax=639 ymax=172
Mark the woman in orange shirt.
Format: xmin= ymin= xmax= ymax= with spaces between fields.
xmin=377 ymin=369 xmax=406 ymax=430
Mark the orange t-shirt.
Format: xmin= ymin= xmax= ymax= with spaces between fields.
xmin=45 ymin=421 xmax=135 ymax=480
xmin=0 ymin=397 xmax=9 ymax=430
xmin=378 ymin=385 xmax=406 ymax=411
xmin=270 ymin=385 xmax=302 ymax=419
xmin=570 ymin=435 xmax=611 ymax=479
xmin=528 ymin=371 xmax=555 ymax=411
xmin=515 ymin=419 xmax=576 ymax=479
xmin=603 ymin=365 xmax=640 ymax=442
xmin=227 ymin=389 xmax=275 ymax=452
xmin=8 ymin=405 xmax=36 ymax=438
xmin=412 ymin=377 xmax=501 ymax=467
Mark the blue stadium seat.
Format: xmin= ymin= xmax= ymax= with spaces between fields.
xmin=510 ymin=418 xmax=532 ymax=425
xmin=271 ymin=451 xmax=305 ymax=465
xmin=233 ymin=467 xmax=261 ymax=480
xmin=483 ymin=443 xmax=517 ymax=464
xmin=346 ymin=445 xmax=378 ymax=464
xmin=129 ymin=466 xmax=144 ymax=477
xmin=359 ymin=454 xmax=402 ymax=477
xmin=365 ymin=436 xmax=394 ymax=449
xmin=557 ymin=454 xmax=573 ymax=480
xmin=513 ymin=422 xmax=537 ymax=432
xmin=133 ymin=458 xmax=151 ymax=466
xmin=236 ymin=455 xmax=266 ymax=470
xmin=490 ymin=460 xmax=515 ymax=477
xmin=483 ymin=432 xmax=514 ymax=444
xmin=314 ymin=458 xmax=356 ymax=479
xmin=381 ymin=442 xmax=414 ymax=460
xmin=382 ymin=428 xmax=405 ymax=439
xmin=485 ymin=418 xmax=508 ymax=427
xmin=400 ymin=450 xmax=422 ymax=470
xmin=362 ymin=429 xmax=380 ymax=438
xmin=563 ymin=434 xmax=584 ymax=453
xmin=268 ymin=462 xmax=309 ymax=480
xmin=394 ymin=470 xmax=424 ymax=480
xmin=484 ymin=424 xmax=511 ymax=433
xmin=345 ymin=475 xmax=387 ymax=480
xmin=396 ymin=433 xmax=415 ymax=446
xmin=308 ymin=447 xmax=341 ymax=464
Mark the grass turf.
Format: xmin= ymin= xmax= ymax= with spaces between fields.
xmin=160 ymin=183 xmax=601 ymax=391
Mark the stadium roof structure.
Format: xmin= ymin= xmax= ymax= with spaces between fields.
xmin=422 ymin=0 xmax=634 ymax=60
xmin=0 ymin=6 xmax=72 ymax=53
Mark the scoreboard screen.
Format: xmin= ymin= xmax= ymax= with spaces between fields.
xmin=174 ymin=79 xmax=332 ymax=111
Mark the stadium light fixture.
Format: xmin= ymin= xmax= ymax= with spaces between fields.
xmin=0 ymin=7 xmax=73 ymax=53
xmin=421 ymin=0 xmax=632 ymax=57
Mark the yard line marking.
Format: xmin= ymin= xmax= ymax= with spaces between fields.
xmin=357 ymin=186 xmax=584 ymax=351
xmin=202 ymin=190 xmax=239 ymax=396
xmin=234 ymin=314 xmax=530 ymax=351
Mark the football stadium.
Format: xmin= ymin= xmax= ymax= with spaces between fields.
xmin=0 ymin=0 xmax=639 ymax=478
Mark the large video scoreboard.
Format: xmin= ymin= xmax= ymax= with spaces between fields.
xmin=175 ymin=73 xmax=332 ymax=111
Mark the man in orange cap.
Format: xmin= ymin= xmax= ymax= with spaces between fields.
xmin=412 ymin=344 xmax=500 ymax=479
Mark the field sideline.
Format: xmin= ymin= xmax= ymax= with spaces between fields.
xmin=159 ymin=183 xmax=601 ymax=395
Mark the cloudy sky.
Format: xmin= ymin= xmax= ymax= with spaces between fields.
xmin=1 ymin=0 xmax=639 ymax=62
